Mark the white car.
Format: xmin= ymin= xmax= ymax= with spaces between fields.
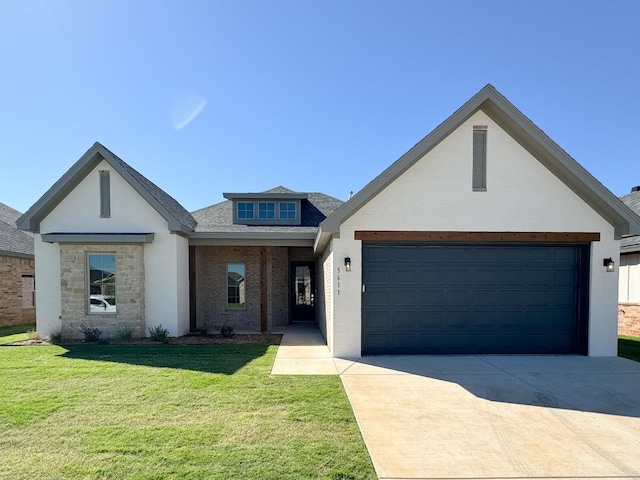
xmin=90 ymin=295 xmax=116 ymax=313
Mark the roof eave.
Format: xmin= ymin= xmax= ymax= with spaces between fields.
xmin=17 ymin=143 xmax=194 ymax=235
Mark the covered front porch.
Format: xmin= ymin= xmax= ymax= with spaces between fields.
xmin=188 ymin=245 xmax=320 ymax=334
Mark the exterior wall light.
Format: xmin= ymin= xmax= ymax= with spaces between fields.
xmin=344 ymin=257 xmax=351 ymax=272
xmin=603 ymin=258 xmax=615 ymax=272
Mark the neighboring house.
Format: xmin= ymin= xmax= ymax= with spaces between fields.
xmin=18 ymin=84 xmax=640 ymax=356
xmin=0 ymin=202 xmax=35 ymax=326
xmin=618 ymin=186 xmax=640 ymax=336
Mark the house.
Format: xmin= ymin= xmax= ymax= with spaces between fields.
xmin=0 ymin=202 xmax=35 ymax=326
xmin=18 ymin=84 xmax=640 ymax=356
xmin=618 ymin=186 xmax=640 ymax=336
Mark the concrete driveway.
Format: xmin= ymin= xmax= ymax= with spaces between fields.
xmin=341 ymin=355 xmax=640 ymax=480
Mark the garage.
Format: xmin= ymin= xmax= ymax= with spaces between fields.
xmin=362 ymin=243 xmax=590 ymax=355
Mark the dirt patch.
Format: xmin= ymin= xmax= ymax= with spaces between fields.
xmin=9 ymin=333 xmax=282 ymax=346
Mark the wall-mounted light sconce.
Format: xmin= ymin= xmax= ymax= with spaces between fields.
xmin=344 ymin=257 xmax=351 ymax=272
xmin=603 ymin=258 xmax=615 ymax=272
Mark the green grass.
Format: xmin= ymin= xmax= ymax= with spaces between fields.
xmin=0 ymin=324 xmax=36 ymax=345
xmin=619 ymin=335 xmax=640 ymax=362
xmin=0 ymin=342 xmax=375 ymax=480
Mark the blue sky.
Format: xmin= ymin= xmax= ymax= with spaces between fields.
xmin=1 ymin=0 xmax=639 ymax=213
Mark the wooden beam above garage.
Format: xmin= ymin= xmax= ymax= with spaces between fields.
xmin=354 ymin=231 xmax=601 ymax=243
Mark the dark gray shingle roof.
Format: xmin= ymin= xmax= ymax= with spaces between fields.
xmin=0 ymin=202 xmax=34 ymax=256
xmin=192 ymin=187 xmax=343 ymax=233
xmin=621 ymin=189 xmax=640 ymax=252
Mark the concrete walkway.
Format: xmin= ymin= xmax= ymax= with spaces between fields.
xmin=271 ymin=323 xmax=356 ymax=375
xmin=271 ymin=324 xmax=640 ymax=480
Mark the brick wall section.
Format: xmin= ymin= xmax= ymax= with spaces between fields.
xmin=0 ymin=255 xmax=35 ymax=327
xmin=194 ymin=246 xmax=316 ymax=332
xmin=59 ymin=244 xmax=145 ymax=340
xmin=195 ymin=246 xmax=261 ymax=332
xmin=267 ymin=247 xmax=289 ymax=327
xmin=619 ymin=303 xmax=640 ymax=337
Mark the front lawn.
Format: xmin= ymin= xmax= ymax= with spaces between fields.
xmin=0 ymin=339 xmax=375 ymax=479
xmin=0 ymin=323 xmax=35 ymax=345
xmin=619 ymin=335 xmax=640 ymax=362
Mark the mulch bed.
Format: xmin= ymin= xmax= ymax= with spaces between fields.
xmin=9 ymin=333 xmax=282 ymax=346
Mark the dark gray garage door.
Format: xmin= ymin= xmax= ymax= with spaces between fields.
xmin=362 ymin=243 xmax=589 ymax=355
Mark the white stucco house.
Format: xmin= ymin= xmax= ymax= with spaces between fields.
xmin=18 ymin=85 xmax=640 ymax=357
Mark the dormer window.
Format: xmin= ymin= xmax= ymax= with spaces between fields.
xmin=280 ymin=202 xmax=296 ymax=219
xmin=258 ymin=202 xmax=275 ymax=219
xmin=224 ymin=191 xmax=307 ymax=226
xmin=237 ymin=202 xmax=254 ymax=219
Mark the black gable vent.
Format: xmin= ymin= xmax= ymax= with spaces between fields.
xmin=632 ymin=186 xmax=640 ymax=193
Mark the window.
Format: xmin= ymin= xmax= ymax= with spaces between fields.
xmin=99 ymin=170 xmax=111 ymax=217
xmin=237 ymin=202 xmax=254 ymax=219
xmin=88 ymin=253 xmax=116 ymax=314
xmin=279 ymin=202 xmax=296 ymax=219
xmin=258 ymin=202 xmax=275 ymax=219
xmin=472 ymin=126 xmax=487 ymax=191
xmin=22 ymin=275 xmax=35 ymax=308
xmin=227 ymin=264 xmax=245 ymax=309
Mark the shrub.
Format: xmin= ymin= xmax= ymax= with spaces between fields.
xmin=117 ymin=325 xmax=135 ymax=342
xmin=148 ymin=324 xmax=170 ymax=343
xmin=49 ymin=329 xmax=63 ymax=345
xmin=214 ymin=324 xmax=234 ymax=338
xmin=79 ymin=324 xmax=102 ymax=343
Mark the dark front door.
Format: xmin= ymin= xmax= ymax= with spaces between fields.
xmin=290 ymin=262 xmax=316 ymax=322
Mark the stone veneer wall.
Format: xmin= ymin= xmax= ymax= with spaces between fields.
xmin=619 ymin=303 xmax=640 ymax=338
xmin=0 ymin=255 xmax=35 ymax=327
xmin=194 ymin=246 xmax=316 ymax=332
xmin=59 ymin=244 xmax=145 ymax=340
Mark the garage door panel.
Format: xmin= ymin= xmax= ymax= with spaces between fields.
xmin=394 ymin=269 xmax=418 ymax=284
xmin=554 ymin=269 xmax=577 ymax=286
xmin=366 ymin=269 xmax=392 ymax=285
xmin=362 ymin=243 xmax=587 ymax=355
xmin=420 ymin=290 xmax=446 ymax=307
xmin=419 ymin=268 xmax=446 ymax=284
xmin=393 ymin=311 xmax=419 ymax=328
xmin=393 ymin=290 xmax=419 ymax=307
xmin=363 ymin=310 xmax=392 ymax=329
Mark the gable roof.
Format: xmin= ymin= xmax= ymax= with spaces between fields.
xmin=17 ymin=142 xmax=196 ymax=235
xmin=317 ymin=84 xmax=640 ymax=250
xmin=0 ymin=202 xmax=34 ymax=257
xmin=620 ymin=188 xmax=640 ymax=253
xmin=191 ymin=187 xmax=343 ymax=236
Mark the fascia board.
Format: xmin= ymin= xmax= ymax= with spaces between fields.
xmin=18 ymin=143 xmax=192 ymax=235
xmin=223 ymin=193 xmax=309 ymax=200
xmin=41 ymin=233 xmax=155 ymax=244
xmin=481 ymin=95 xmax=640 ymax=238
xmin=321 ymin=84 xmax=640 ymax=239
xmin=0 ymin=250 xmax=34 ymax=259
xmin=17 ymin=145 xmax=104 ymax=233
xmin=190 ymin=231 xmax=316 ymax=240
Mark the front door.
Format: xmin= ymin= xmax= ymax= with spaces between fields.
xmin=290 ymin=262 xmax=315 ymax=322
